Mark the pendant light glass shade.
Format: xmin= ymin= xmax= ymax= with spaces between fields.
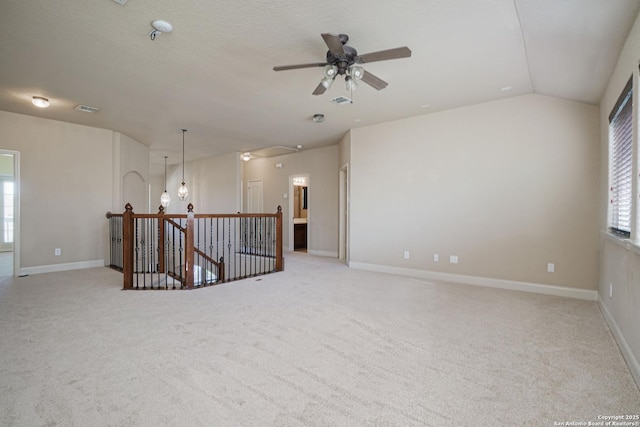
xmin=177 ymin=182 xmax=189 ymax=201
xmin=178 ymin=129 xmax=189 ymax=201
xmin=160 ymin=191 xmax=171 ymax=207
xmin=160 ymin=155 xmax=171 ymax=208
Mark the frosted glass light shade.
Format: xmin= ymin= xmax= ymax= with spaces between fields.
xmin=178 ymin=182 xmax=189 ymax=201
xmin=323 ymin=65 xmax=338 ymax=78
xmin=32 ymin=96 xmax=49 ymax=108
xmin=160 ymin=191 xmax=171 ymax=207
xmin=345 ymin=76 xmax=357 ymax=91
xmin=321 ymin=76 xmax=334 ymax=89
xmin=350 ymin=66 xmax=364 ymax=80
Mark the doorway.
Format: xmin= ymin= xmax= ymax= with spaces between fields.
xmin=339 ymin=164 xmax=349 ymax=264
xmin=247 ymin=179 xmax=264 ymax=213
xmin=289 ymin=174 xmax=309 ymax=252
xmin=0 ymin=150 xmax=19 ymax=277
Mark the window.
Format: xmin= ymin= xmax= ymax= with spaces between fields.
xmin=3 ymin=181 xmax=13 ymax=244
xmin=609 ymin=77 xmax=633 ymax=237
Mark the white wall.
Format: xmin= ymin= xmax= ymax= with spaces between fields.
xmin=0 ymin=111 xmax=113 ymax=270
xmin=243 ymin=145 xmax=339 ymax=256
xmin=115 ymin=132 xmax=150 ymax=213
xmin=598 ymin=12 xmax=640 ymax=386
xmin=350 ymin=94 xmax=600 ymax=292
xmin=157 ymin=151 xmax=241 ymax=215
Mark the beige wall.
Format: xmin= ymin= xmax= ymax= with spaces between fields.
xmin=598 ymin=12 xmax=640 ymax=385
xmin=0 ymin=111 xmax=113 ymax=269
xmin=0 ymin=154 xmax=13 ymax=175
xmin=157 ymin=151 xmax=241 ymax=215
xmin=115 ymin=132 xmax=150 ymax=213
xmin=350 ymin=93 xmax=600 ymax=290
xmin=243 ymin=145 xmax=339 ymax=255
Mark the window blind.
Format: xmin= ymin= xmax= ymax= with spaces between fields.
xmin=609 ymin=77 xmax=633 ymax=237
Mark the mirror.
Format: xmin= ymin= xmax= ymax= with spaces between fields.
xmin=294 ymin=185 xmax=307 ymax=218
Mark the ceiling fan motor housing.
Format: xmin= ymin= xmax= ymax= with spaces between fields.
xmin=326 ymin=45 xmax=358 ymax=75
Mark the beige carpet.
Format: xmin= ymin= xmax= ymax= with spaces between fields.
xmin=0 ymin=253 xmax=638 ymax=426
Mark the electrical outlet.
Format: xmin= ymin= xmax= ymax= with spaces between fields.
xmin=403 ymin=251 xmax=410 ymax=260
xmin=54 ymin=248 xmax=61 ymax=256
xmin=609 ymin=283 xmax=613 ymax=299
xmin=433 ymin=253 xmax=439 ymax=262
xmin=547 ymin=263 xmax=555 ymax=273
xmin=449 ymin=255 xmax=458 ymax=264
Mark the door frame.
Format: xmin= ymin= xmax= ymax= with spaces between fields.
xmin=0 ymin=150 xmax=19 ymax=276
xmin=247 ymin=179 xmax=264 ymax=213
xmin=339 ymin=163 xmax=349 ymax=263
xmin=289 ymin=174 xmax=309 ymax=252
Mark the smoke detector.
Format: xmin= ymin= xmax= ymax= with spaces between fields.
xmin=149 ymin=20 xmax=173 ymax=40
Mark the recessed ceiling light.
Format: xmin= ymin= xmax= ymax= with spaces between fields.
xmin=32 ymin=96 xmax=49 ymax=108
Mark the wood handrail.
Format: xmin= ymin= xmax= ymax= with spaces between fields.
xmin=164 ymin=218 xmax=186 ymax=232
xmin=111 ymin=203 xmax=283 ymax=290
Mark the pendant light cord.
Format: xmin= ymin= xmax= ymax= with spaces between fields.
xmin=163 ymin=156 xmax=168 ymax=191
xmin=181 ymin=129 xmax=186 ymax=183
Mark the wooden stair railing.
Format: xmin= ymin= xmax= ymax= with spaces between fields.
xmin=107 ymin=203 xmax=283 ymax=290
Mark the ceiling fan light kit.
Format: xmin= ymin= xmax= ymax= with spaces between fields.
xmin=273 ymin=33 xmax=411 ymax=96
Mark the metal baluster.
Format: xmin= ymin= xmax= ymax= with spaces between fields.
xmin=134 ymin=218 xmax=139 ymax=289
xmin=143 ymin=218 xmax=148 ymax=289
xmin=209 ymin=217 xmax=214 ymax=284
xmin=117 ymin=217 xmax=122 ymax=270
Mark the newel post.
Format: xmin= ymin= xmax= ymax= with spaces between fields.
xmin=157 ymin=205 xmax=165 ymax=274
xmin=122 ymin=203 xmax=134 ymax=290
xmin=275 ymin=205 xmax=283 ymax=272
xmin=184 ymin=203 xmax=195 ymax=289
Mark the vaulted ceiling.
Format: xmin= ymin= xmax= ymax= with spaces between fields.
xmin=0 ymin=0 xmax=638 ymax=174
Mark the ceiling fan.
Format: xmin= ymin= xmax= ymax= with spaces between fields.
xmin=273 ymin=33 xmax=411 ymax=95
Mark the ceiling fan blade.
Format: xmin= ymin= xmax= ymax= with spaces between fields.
xmin=273 ymin=62 xmax=327 ymax=71
xmin=361 ymin=70 xmax=388 ymax=90
xmin=312 ymin=82 xmax=327 ymax=96
xmin=356 ymin=46 xmax=412 ymax=64
xmin=321 ymin=33 xmax=345 ymax=56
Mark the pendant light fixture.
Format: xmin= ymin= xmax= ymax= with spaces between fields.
xmin=177 ymin=129 xmax=189 ymax=201
xmin=160 ymin=155 xmax=171 ymax=208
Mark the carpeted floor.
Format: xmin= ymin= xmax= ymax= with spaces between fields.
xmin=0 ymin=253 xmax=638 ymax=426
xmin=0 ymin=251 xmax=13 ymax=277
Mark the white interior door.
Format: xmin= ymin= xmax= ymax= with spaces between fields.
xmin=247 ymin=179 xmax=263 ymax=213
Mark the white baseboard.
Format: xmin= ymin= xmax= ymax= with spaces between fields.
xmin=348 ymin=262 xmax=598 ymax=301
xmin=308 ymin=249 xmax=338 ymax=258
xmin=18 ymin=259 xmax=105 ymax=276
xmin=598 ymin=297 xmax=640 ymax=388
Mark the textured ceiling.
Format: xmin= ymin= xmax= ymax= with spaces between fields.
xmin=0 ymin=0 xmax=638 ymax=175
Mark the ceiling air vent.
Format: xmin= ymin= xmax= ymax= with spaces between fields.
xmin=111 ymin=0 xmax=128 ymax=5
xmin=74 ymin=104 xmax=100 ymax=113
xmin=330 ymin=96 xmax=352 ymax=105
